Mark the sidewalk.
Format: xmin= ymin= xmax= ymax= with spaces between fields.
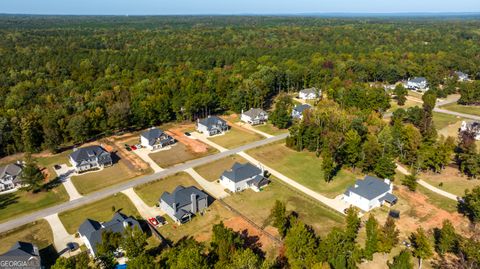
xmin=184 ymin=168 xmax=229 ymax=199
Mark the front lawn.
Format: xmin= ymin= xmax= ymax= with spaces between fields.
xmin=209 ymin=126 xmax=264 ymax=149
xmin=71 ymin=161 xmax=138 ymax=194
xmin=254 ymin=123 xmax=289 ymax=136
xmin=194 ymin=155 xmax=249 ymax=182
xmin=0 ymin=186 xmax=69 ymax=223
xmin=36 ymin=150 xmax=72 ymax=181
xmin=247 ymin=142 xmax=359 ymax=198
xmin=442 ymin=103 xmax=480 ymax=117
xmin=149 ymin=143 xmax=217 ymax=168
xmin=134 ymin=172 xmax=201 ymax=206
xmin=0 ymin=220 xmax=53 ymax=254
xmin=59 ymin=193 xmax=140 ymax=234
xmin=223 ymin=177 xmax=344 ymax=237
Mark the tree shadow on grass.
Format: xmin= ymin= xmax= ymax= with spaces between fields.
xmin=0 ymin=193 xmax=19 ymax=210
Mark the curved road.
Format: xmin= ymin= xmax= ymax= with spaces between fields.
xmin=0 ymin=133 xmax=288 ymax=234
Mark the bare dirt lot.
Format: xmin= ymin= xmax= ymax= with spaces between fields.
xmin=167 ymin=128 xmax=208 ymax=153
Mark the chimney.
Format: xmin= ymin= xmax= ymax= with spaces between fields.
xmin=191 ymin=193 xmax=197 ymax=213
xmin=123 ymin=221 xmax=130 ymax=229
xmin=241 ymin=109 xmax=244 ymax=114
xmin=384 ymin=178 xmax=391 ymax=185
xmin=173 ymin=202 xmax=177 ymax=213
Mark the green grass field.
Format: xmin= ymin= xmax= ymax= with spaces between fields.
xmin=134 ymin=172 xmax=201 ymax=206
xmin=387 ymin=99 xmax=421 ymax=113
xmin=442 ymin=103 xmax=480 ymax=117
xmin=209 ymin=127 xmax=264 ymax=149
xmin=59 ymin=193 xmax=140 ymax=234
xmin=417 ymin=185 xmax=458 ymax=213
xmin=420 ymin=167 xmax=480 ymax=197
xmin=0 ymin=220 xmax=53 ymax=254
xmin=0 ymin=187 xmax=69 ymax=223
xmin=223 ymin=176 xmax=345 ymax=236
xmin=247 ymin=142 xmax=359 ymax=198
xmin=254 ymin=123 xmax=289 ymax=136
xmin=149 ymin=143 xmax=217 ymax=168
xmin=71 ymin=161 xmax=137 ymax=194
xmin=433 ymin=112 xmax=464 ymax=130
xmin=194 ymin=155 xmax=248 ymax=182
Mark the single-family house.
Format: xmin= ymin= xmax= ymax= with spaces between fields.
xmin=159 ymin=186 xmax=208 ymax=224
xmin=0 ymin=241 xmax=41 ymax=268
xmin=343 ymin=176 xmax=397 ymax=212
xmin=455 ymin=71 xmax=469 ymax=82
xmin=69 ymin=145 xmax=113 ymax=173
xmin=140 ymin=127 xmax=176 ymax=151
xmin=78 ymin=212 xmax=141 ymax=257
xmin=291 ymin=104 xmax=311 ymax=120
xmin=220 ymin=162 xmax=269 ymax=193
xmin=197 ymin=116 xmax=229 ymax=136
xmin=241 ymin=108 xmax=269 ymax=125
xmin=299 ymin=88 xmax=320 ymax=100
xmin=406 ymin=77 xmax=428 ymax=91
xmin=460 ymin=121 xmax=480 ymax=140
xmin=0 ymin=162 xmax=23 ymax=192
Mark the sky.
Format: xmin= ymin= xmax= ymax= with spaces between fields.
xmin=1 ymin=0 xmax=479 ymax=15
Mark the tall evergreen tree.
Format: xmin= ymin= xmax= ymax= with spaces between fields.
xmin=364 ymin=214 xmax=380 ymax=260
xmin=388 ymin=249 xmax=414 ymax=269
xmin=410 ymin=228 xmax=434 ymax=269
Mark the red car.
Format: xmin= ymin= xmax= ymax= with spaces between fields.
xmin=148 ymin=217 xmax=159 ymax=226
xmin=130 ymin=145 xmax=137 ymax=150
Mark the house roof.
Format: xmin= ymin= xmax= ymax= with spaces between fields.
xmin=0 ymin=163 xmax=23 ymax=179
xmin=222 ymin=162 xmax=263 ymax=183
xmin=198 ymin=116 xmax=227 ymax=129
xmin=247 ymin=175 xmax=269 ymax=188
xmin=293 ymin=104 xmax=311 ymax=113
xmin=409 ymin=77 xmax=427 ymax=83
xmin=455 ymin=71 xmax=468 ymax=78
xmin=1 ymin=241 xmax=39 ymax=258
xmin=242 ymin=108 xmax=267 ymax=119
xmin=78 ymin=212 xmax=140 ymax=255
xmin=345 ymin=175 xmax=393 ymax=200
xmin=141 ymin=128 xmax=168 ymax=146
xmin=160 ymin=185 xmax=208 ymax=209
xmin=70 ymin=145 xmax=109 ymax=163
xmin=300 ymin=88 xmax=318 ymax=95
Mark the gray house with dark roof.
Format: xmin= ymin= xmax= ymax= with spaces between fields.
xmin=196 ymin=116 xmax=229 ymax=136
xmin=159 ymin=186 xmax=208 ymax=224
xmin=69 ymin=145 xmax=112 ymax=173
xmin=291 ymin=104 xmax=311 ymax=120
xmin=241 ymin=108 xmax=268 ymax=125
xmin=455 ymin=71 xmax=469 ymax=82
xmin=140 ymin=127 xmax=175 ymax=151
xmin=299 ymin=87 xmax=321 ymax=100
xmin=0 ymin=241 xmax=41 ymax=269
xmin=343 ymin=176 xmax=397 ymax=212
xmin=220 ymin=162 xmax=269 ymax=193
xmin=406 ymin=77 xmax=428 ymax=91
xmin=0 ymin=162 xmax=23 ymax=192
xmin=78 ymin=212 xmax=141 ymax=257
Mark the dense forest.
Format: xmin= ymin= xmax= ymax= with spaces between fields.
xmin=0 ymin=15 xmax=479 ymax=157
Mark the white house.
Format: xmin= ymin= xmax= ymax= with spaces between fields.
xmin=343 ymin=176 xmax=397 ymax=212
xmin=291 ymin=104 xmax=311 ymax=120
xmin=455 ymin=71 xmax=469 ymax=82
xmin=0 ymin=162 xmax=23 ymax=192
xmin=406 ymin=77 xmax=428 ymax=92
xmin=241 ymin=108 xmax=268 ymax=125
xmin=299 ymin=88 xmax=320 ymax=100
xmin=140 ymin=127 xmax=175 ymax=151
xmin=69 ymin=145 xmax=113 ymax=173
xmin=197 ymin=116 xmax=229 ymax=136
xmin=220 ymin=162 xmax=269 ymax=193
xmin=460 ymin=121 xmax=480 ymax=140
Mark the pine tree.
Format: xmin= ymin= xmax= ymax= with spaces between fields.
xmin=374 ymin=155 xmax=397 ymax=180
xmin=388 ymin=249 xmax=414 ymax=269
xmin=364 ymin=214 xmax=380 ymax=260
xmin=121 ymin=225 xmax=147 ymax=258
xmin=345 ymin=207 xmax=361 ymax=242
xmin=270 ymin=200 xmax=289 ymax=237
xmin=379 ymin=217 xmax=400 ymax=253
xmin=435 ymin=220 xmax=458 ymax=255
xmin=343 ymin=129 xmax=362 ymax=170
xmin=284 ymin=219 xmax=319 ymax=269
xmin=402 ymin=174 xmax=418 ymax=192
xmin=21 ymin=153 xmax=45 ymax=193
xmin=410 ymin=228 xmax=433 ymax=269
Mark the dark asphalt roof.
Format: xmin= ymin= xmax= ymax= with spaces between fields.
xmin=70 ymin=145 xmax=110 ymax=163
xmin=345 ymin=176 xmax=392 ymax=200
xmin=293 ymin=104 xmax=311 ymax=113
xmin=380 ymin=193 xmax=398 ymax=203
xmin=141 ymin=128 xmax=168 ymax=146
xmin=1 ymin=241 xmax=39 ymax=258
xmin=0 ymin=163 xmax=23 ymax=178
xmin=222 ymin=162 xmax=262 ymax=183
xmin=410 ymin=77 xmax=427 ymax=83
xmin=198 ymin=116 xmax=227 ymax=129
xmin=243 ymin=108 xmax=267 ymax=119
xmin=300 ymin=88 xmax=318 ymax=95
xmin=160 ymin=185 xmax=208 ymax=209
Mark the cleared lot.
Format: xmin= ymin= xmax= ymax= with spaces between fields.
xmin=209 ymin=126 xmax=264 ymax=149
xmin=253 ymin=123 xmax=289 ymax=136
xmin=149 ymin=143 xmax=217 ymax=168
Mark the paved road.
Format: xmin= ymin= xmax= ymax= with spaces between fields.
xmin=433 ymin=108 xmax=480 ymax=121
xmin=0 ymin=133 xmax=288 ymax=234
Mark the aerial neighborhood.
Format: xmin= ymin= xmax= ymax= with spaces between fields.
xmin=1 ymin=13 xmax=480 ymax=269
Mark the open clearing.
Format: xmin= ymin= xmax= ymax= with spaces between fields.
xmin=441 ymin=103 xmax=480 ymax=117
xmin=246 ymin=141 xmax=359 ymax=198
xmin=420 ymin=165 xmax=480 ymax=197
xmin=253 ymin=123 xmax=289 ymax=136
xmin=149 ymin=143 xmax=217 ymax=168
xmin=194 ymin=155 xmax=249 ymax=182
xmin=0 ymin=220 xmax=53 ymax=254
xmin=222 ymin=177 xmax=345 ymax=237
xmin=71 ymin=160 xmax=139 ymax=195
xmin=209 ymin=125 xmax=264 ymax=149
xmin=58 ymin=193 xmax=140 ymax=234
xmin=134 ymin=172 xmax=201 ymax=206
xmin=387 ymin=99 xmax=421 ymax=113
xmin=433 ymin=112 xmax=464 ymax=130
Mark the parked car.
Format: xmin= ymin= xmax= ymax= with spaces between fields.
xmin=54 ymin=164 xmax=62 ymax=170
xmin=389 ymin=210 xmax=400 ymax=219
xmin=155 ymin=215 xmax=166 ymax=225
xmin=148 ymin=217 xmax=159 ymax=226
xmin=130 ymin=145 xmax=137 ymax=150
xmin=184 ymin=132 xmax=191 ymax=137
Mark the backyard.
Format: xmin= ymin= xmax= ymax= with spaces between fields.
xmin=149 ymin=143 xmax=217 ymax=168
xmin=134 ymin=172 xmax=201 ymax=206
xmin=194 ymin=155 xmax=249 ymax=182
xmin=58 ymin=193 xmax=140 ymax=234
xmin=246 ymin=142 xmax=359 ymax=198
xmin=209 ymin=126 xmax=264 ymax=149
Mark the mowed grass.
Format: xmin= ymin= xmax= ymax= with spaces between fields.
xmin=247 ymin=142 xmax=359 ymax=198
xmin=223 ymin=177 xmax=344 ymax=237
xmin=387 ymin=99 xmax=421 ymax=113
xmin=433 ymin=112 xmax=464 ymax=130
xmin=71 ymin=161 xmax=137 ymax=195
xmin=0 ymin=187 xmax=69 ymax=223
xmin=420 ymin=166 xmax=480 ymax=197
xmin=209 ymin=126 xmax=264 ymax=149
xmin=59 ymin=193 xmax=140 ymax=234
xmin=149 ymin=143 xmax=217 ymax=168
xmin=254 ymin=123 xmax=289 ymax=136
xmin=0 ymin=220 xmax=53 ymax=254
xmin=36 ymin=150 xmax=72 ymax=181
xmin=442 ymin=103 xmax=480 ymax=117
xmin=194 ymin=155 xmax=249 ymax=182
xmin=417 ymin=185 xmax=459 ymax=213
xmin=134 ymin=172 xmax=201 ymax=206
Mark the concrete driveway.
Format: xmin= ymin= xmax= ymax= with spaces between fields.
xmin=191 ymin=132 xmax=228 ymax=152
xmin=121 ymin=188 xmax=165 ymax=219
xmin=43 ymin=213 xmax=82 ymax=257
xmin=133 ymin=148 xmax=164 ymax=173
xmin=54 ymin=164 xmax=82 ymax=201
xmin=184 ymin=168 xmax=229 ymax=199
xmin=234 ymin=122 xmax=273 ymax=138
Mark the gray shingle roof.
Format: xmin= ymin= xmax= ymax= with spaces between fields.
xmin=410 ymin=77 xmax=427 ymax=83
xmin=293 ymin=104 xmax=311 ymax=113
xmin=70 ymin=145 xmax=110 ymax=163
xmin=242 ymin=108 xmax=267 ymax=119
xmin=300 ymin=88 xmax=318 ymax=95
xmin=0 ymin=163 xmax=23 ymax=179
xmin=198 ymin=116 xmax=227 ymax=129
xmin=345 ymin=176 xmax=392 ymax=200
xmin=160 ymin=186 xmax=208 ymax=209
xmin=222 ymin=162 xmax=263 ymax=183
xmin=1 ymin=241 xmax=39 ymax=258
xmin=141 ymin=128 xmax=170 ymax=146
